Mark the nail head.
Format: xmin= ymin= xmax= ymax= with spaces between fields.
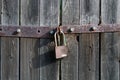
xmin=92 ymin=27 xmax=97 ymax=30
xmin=70 ymin=28 xmax=75 ymax=32
xmin=50 ymin=30 xmax=54 ymax=34
xmin=17 ymin=29 xmax=21 ymax=33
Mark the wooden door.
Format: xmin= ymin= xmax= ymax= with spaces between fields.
xmin=0 ymin=0 xmax=119 ymax=80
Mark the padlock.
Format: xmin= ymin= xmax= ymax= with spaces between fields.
xmin=54 ymin=27 xmax=68 ymax=59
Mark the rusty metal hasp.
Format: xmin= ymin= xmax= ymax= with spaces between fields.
xmin=0 ymin=24 xmax=120 ymax=38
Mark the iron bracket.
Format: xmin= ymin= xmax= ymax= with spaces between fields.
xmin=0 ymin=24 xmax=120 ymax=38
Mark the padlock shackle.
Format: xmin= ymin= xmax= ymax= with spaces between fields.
xmin=54 ymin=29 xmax=66 ymax=47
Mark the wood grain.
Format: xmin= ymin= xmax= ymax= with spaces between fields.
xmin=79 ymin=0 xmax=100 ymax=80
xmin=61 ymin=0 xmax=79 ymax=80
xmin=20 ymin=39 xmax=40 ymax=80
xmin=0 ymin=0 xmax=119 ymax=80
xmin=20 ymin=0 xmax=40 ymax=80
xmin=1 ymin=0 xmax=19 ymax=80
xmin=0 ymin=0 xmax=1 ymax=24
xmin=79 ymin=34 xmax=99 ymax=80
xmin=0 ymin=1 xmax=1 ymax=79
xmin=101 ymin=0 xmax=120 ymax=80
xmin=39 ymin=0 xmax=59 ymax=80
xmin=62 ymin=0 xmax=100 ymax=80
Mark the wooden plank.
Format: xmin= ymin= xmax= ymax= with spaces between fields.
xmin=61 ymin=0 xmax=79 ymax=80
xmin=79 ymin=0 xmax=99 ymax=24
xmin=101 ymin=0 xmax=120 ymax=80
xmin=79 ymin=0 xmax=100 ymax=80
xmin=61 ymin=34 xmax=79 ymax=80
xmin=101 ymin=33 xmax=120 ymax=80
xmin=20 ymin=39 xmax=40 ymax=80
xmin=40 ymin=0 xmax=58 ymax=26
xmin=79 ymin=34 xmax=99 ymax=80
xmin=0 ymin=0 xmax=1 ymax=24
xmin=1 ymin=0 xmax=19 ymax=80
xmin=39 ymin=0 xmax=59 ymax=80
xmin=0 ymin=0 xmax=2 ymax=79
xmin=20 ymin=0 xmax=40 ymax=80
xmin=62 ymin=0 xmax=99 ymax=80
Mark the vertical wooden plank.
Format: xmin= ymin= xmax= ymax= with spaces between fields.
xmin=21 ymin=0 xmax=39 ymax=25
xmin=1 ymin=0 xmax=19 ymax=80
xmin=62 ymin=0 xmax=100 ymax=80
xmin=20 ymin=0 xmax=40 ymax=80
xmin=101 ymin=0 xmax=120 ymax=80
xmin=39 ymin=0 xmax=59 ymax=80
xmin=79 ymin=34 xmax=99 ymax=80
xmin=0 ymin=0 xmax=2 ymax=79
xmin=79 ymin=0 xmax=99 ymax=80
xmin=20 ymin=39 xmax=40 ymax=80
xmin=40 ymin=0 xmax=58 ymax=25
xmin=2 ymin=0 xmax=19 ymax=24
xmin=0 ymin=0 xmax=2 ymax=24
xmin=61 ymin=0 xmax=79 ymax=80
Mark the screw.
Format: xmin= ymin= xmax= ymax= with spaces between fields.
xmin=69 ymin=28 xmax=75 ymax=32
xmin=17 ymin=29 xmax=21 ymax=33
xmin=49 ymin=30 xmax=54 ymax=35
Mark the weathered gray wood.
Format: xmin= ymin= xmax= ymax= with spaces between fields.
xmin=79 ymin=34 xmax=99 ymax=80
xmin=61 ymin=0 xmax=79 ymax=80
xmin=20 ymin=0 xmax=40 ymax=80
xmin=0 ymin=1 xmax=2 ymax=79
xmin=61 ymin=34 xmax=78 ymax=80
xmin=39 ymin=0 xmax=59 ymax=80
xmin=20 ymin=39 xmax=40 ymax=80
xmin=62 ymin=0 xmax=99 ymax=80
xmin=21 ymin=0 xmax=39 ymax=25
xmin=101 ymin=0 xmax=120 ymax=80
xmin=39 ymin=39 xmax=59 ymax=80
xmin=0 ymin=0 xmax=2 ymax=24
xmin=101 ymin=33 xmax=120 ymax=80
xmin=79 ymin=0 xmax=99 ymax=24
xmin=1 ymin=0 xmax=19 ymax=80
xmin=79 ymin=0 xmax=99 ymax=80
xmin=40 ymin=0 xmax=58 ymax=26
xmin=62 ymin=0 xmax=80 ymax=24
xmin=2 ymin=0 xmax=19 ymax=24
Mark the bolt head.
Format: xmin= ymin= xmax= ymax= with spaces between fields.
xmin=92 ymin=27 xmax=97 ymax=30
xmin=70 ymin=28 xmax=75 ymax=32
xmin=49 ymin=30 xmax=54 ymax=34
xmin=17 ymin=29 xmax=21 ymax=33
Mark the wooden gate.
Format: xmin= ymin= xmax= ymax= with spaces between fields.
xmin=0 ymin=0 xmax=119 ymax=80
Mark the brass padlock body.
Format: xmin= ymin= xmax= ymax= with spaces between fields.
xmin=55 ymin=46 xmax=68 ymax=59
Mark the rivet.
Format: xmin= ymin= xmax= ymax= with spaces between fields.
xmin=49 ymin=30 xmax=54 ymax=34
xmin=17 ymin=29 xmax=21 ymax=33
xmin=92 ymin=27 xmax=97 ymax=30
xmin=69 ymin=28 xmax=75 ymax=32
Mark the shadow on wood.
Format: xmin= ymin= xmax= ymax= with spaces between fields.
xmin=32 ymin=39 xmax=57 ymax=68
xmin=32 ymin=51 xmax=56 ymax=68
